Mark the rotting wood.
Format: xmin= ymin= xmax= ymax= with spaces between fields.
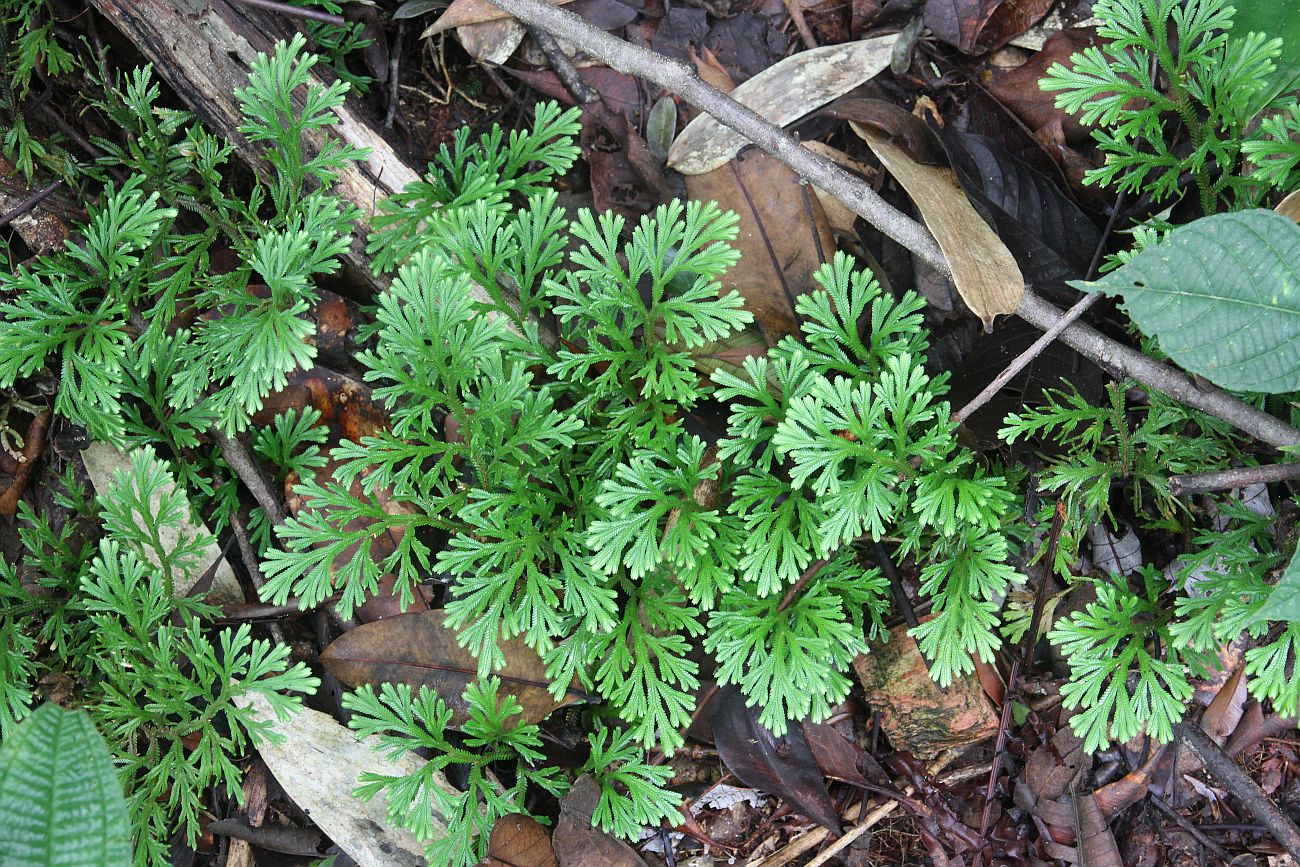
xmin=88 ymin=0 xmax=420 ymax=295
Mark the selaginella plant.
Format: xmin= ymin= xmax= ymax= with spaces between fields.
xmin=1040 ymin=0 xmax=1300 ymax=210
xmin=255 ymin=75 xmax=1025 ymax=859
xmin=0 ymin=29 xmax=1021 ymax=864
xmin=1014 ymin=0 xmax=1300 ymax=755
xmin=8 ymin=4 xmax=1300 ymax=865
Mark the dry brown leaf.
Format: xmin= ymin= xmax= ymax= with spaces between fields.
xmin=1073 ymin=792 xmax=1123 ymax=867
xmin=486 ymin=814 xmax=560 ymax=867
xmin=456 ymin=18 xmax=526 ymax=64
xmin=685 ymin=150 xmax=834 ymax=346
xmin=688 ymin=44 xmax=736 ymax=93
xmin=1200 ymin=664 xmax=1247 ymax=744
xmin=800 ymin=141 xmax=876 ymax=235
xmin=236 ymin=693 xmax=439 ymax=867
xmin=321 ymin=609 xmax=584 ymax=727
xmin=987 ymin=27 xmax=1101 ymax=144
xmin=1277 ymin=189 xmax=1300 ymax=223
xmin=856 ymin=124 xmax=1024 ymax=328
xmin=423 ymin=0 xmax=574 ymax=35
xmin=553 ymin=777 xmax=649 ymax=867
xmin=668 ymin=36 xmax=898 ymax=175
xmin=852 ymin=623 xmax=1000 ymax=759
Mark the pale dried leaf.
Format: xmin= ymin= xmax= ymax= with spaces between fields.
xmin=857 ymin=127 xmax=1024 ymax=327
xmin=668 ymin=37 xmax=898 ymax=175
xmin=456 ymin=18 xmax=525 ymax=64
xmin=82 ymin=441 xmax=243 ymax=602
xmin=237 ymin=693 xmax=444 ymax=867
xmin=423 ymin=0 xmax=573 ymax=35
xmin=1086 ymin=522 xmax=1142 ymax=576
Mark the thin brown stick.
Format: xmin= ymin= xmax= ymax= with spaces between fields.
xmin=953 ymin=294 xmax=1099 ymax=424
xmin=229 ymin=510 xmax=287 ymax=644
xmin=1147 ymin=795 xmax=1232 ymax=862
xmin=229 ymin=0 xmax=346 ymax=26
xmin=525 ymin=25 xmax=599 ymax=104
xmin=0 ymin=181 xmax=61 ymax=229
xmin=781 ymin=0 xmax=819 ymax=50
xmin=212 ymin=429 xmax=287 ymax=527
xmin=482 ymin=0 xmax=1300 ymax=451
xmin=1175 ymin=720 xmax=1300 ymax=861
xmin=1169 ymin=462 xmax=1300 ymax=497
xmin=777 ymin=557 xmax=830 ymax=613
xmin=976 ymin=501 xmax=1067 ymax=856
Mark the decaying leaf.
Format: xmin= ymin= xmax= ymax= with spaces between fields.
xmin=486 ymin=814 xmax=560 ymax=867
xmin=801 ymin=720 xmax=891 ymax=788
xmin=1073 ymin=791 xmax=1123 ymax=867
xmin=988 ymin=27 xmax=1102 ymax=144
xmin=321 ymin=609 xmax=583 ymax=727
xmin=456 ymin=18 xmax=526 ymax=65
xmin=923 ymin=0 xmax=1054 ymax=54
xmin=709 ymin=686 xmax=842 ymax=833
xmin=855 ymin=122 xmax=1025 ymax=328
xmin=668 ymin=36 xmax=899 ymax=175
xmin=853 ymin=623 xmax=1000 ymax=759
xmin=236 ymin=693 xmax=438 ymax=867
xmin=423 ymin=0 xmax=573 ymax=35
xmin=685 ymin=149 xmax=834 ymax=346
xmin=82 ymin=442 xmax=243 ymax=602
xmin=553 ymin=776 xmax=649 ymax=867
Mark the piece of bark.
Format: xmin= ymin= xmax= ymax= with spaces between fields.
xmin=88 ymin=0 xmax=419 ymax=295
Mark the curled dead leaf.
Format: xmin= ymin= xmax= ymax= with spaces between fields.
xmin=668 ymin=36 xmax=899 ymax=174
xmin=486 ymin=814 xmax=560 ymax=867
xmin=855 ymin=123 xmax=1024 ymax=328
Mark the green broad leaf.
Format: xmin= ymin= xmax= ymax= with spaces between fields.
xmin=0 ymin=703 xmax=132 ymax=866
xmin=1076 ymin=210 xmax=1300 ymax=394
xmin=1255 ymin=546 xmax=1300 ymax=623
xmin=1232 ymin=0 xmax=1300 ymax=104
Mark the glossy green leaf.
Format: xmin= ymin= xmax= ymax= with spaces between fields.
xmin=1256 ymin=547 xmax=1300 ymax=623
xmin=1232 ymin=0 xmax=1300 ymax=103
xmin=0 ymin=703 xmax=132 ymax=867
xmin=1077 ymin=209 xmax=1300 ymax=393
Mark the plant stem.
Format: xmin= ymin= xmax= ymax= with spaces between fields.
xmin=482 ymin=0 xmax=1300 ymax=451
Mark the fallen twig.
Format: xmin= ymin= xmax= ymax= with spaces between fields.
xmin=1169 ymin=462 xmax=1300 ymax=497
xmin=0 ymin=180 xmax=61 ymax=229
xmin=212 ymin=429 xmax=287 ymax=527
xmin=385 ymin=21 xmax=405 ymax=128
xmin=525 ymin=25 xmax=599 ymax=105
xmin=1147 ymin=794 xmax=1232 ymax=862
xmin=229 ymin=0 xmax=346 ymax=26
xmin=1175 ymin=720 xmax=1300 ymax=861
xmin=481 ymin=0 xmax=1300 ymax=450
xmin=781 ymin=0 xmax=818 ymax=50
xmin=953 ymin=294 xmax=1099 ymax=424
xmin=801 ymin=800 xmax=897 ymax=867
